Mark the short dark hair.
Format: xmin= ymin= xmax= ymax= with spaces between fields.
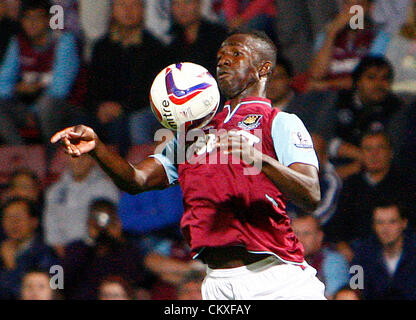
xmin=372 ymin=200 xmax=407 ymax=220
xmin=352 ymin=55 xmax=394 ymax=84
xmin=1 ymin=197 xmax=40 ymax=219
xmin=228 ymin=28 xmax=277 ymax=68
xmin=21 ymin=0 xmax=51 ymax=16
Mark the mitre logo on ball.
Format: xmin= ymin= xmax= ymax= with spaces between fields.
xmin=150 ymin=62 xmax=220 ymax=131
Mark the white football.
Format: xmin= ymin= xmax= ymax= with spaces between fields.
xmin=150 ymin=62 xmax=220 ymax=131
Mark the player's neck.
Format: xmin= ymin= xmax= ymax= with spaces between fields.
xmin=228 ymin=83 xmax=267 ymax=111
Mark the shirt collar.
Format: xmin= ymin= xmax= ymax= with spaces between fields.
xmin=224 ymin=96 xmax=273 ymax=107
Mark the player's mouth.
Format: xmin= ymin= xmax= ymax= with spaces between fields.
xmin=217 ymin=70 xmax=232 ymax=80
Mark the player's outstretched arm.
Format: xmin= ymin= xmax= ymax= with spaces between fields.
xmin=219 ymin=131 xmax=320 ymax=212
xmin=50 ymin=125 xmax=169 ymax=194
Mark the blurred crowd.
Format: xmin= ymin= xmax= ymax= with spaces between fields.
xmin=0 ymin=0 xmax=415 ymax=300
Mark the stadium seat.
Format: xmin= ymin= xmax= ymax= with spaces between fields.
xmin=0 ymin=145 xmax=47 ymax=186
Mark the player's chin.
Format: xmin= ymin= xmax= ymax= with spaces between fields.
xmin=218 ymin=84 xmax=239 ymax=100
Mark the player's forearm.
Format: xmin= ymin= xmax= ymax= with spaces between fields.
xmin=261 ymin=155 xmax=321 ymax=212
xmin=89 ymin=139 xmax=145 ymax=194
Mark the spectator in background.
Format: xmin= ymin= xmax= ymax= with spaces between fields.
xmin=43 ymin=155 xmax=119 ymax=257
xmin=85 ymin=0 xmax=165 ymax=153
xmin=267 ymin=57 xmax=337 ymax=140
xmin=274 ymin=0 xmax=339 ymax=74
xmin=0 ymin=198 xmax=57 ymax=300
xmin=218 ymin=0 xmax=277 ymax=42
xmin=97 ymin=275 xmax=135 ymax=300
xmin=392 ymin=99 xmax=416 ymax=171
xmin=307 ymin=0 xmax=389 ymax=92
xmin=287 ymin=134 xmax=343 ymax=241
xmin=143 ymin=0 xmax=173 ymax=45
xmin=140 ymin=227 xmax=204 ymax=300
xmin=292 ymin=215 xmax=350 ymax=299
xmin=328 ymin=130 xmax=416 ymax=261
xmin=167 ymin=0 xmax=228 ymax=77
xmin=267 ymin=56 xmax=296 ymax=111
xmin=78 ymin=0 xmax=112 ymax=61
xmin=1 ymin=169 xmax=43 ymax=208
xmin=0 ymin=0 xmax=19 ymax=62
xmin=333 ymin=285 xmax=363 ymax=300
xmin=309 ymin=134 xmax=342 ymax=233
xmin=324 ymin=56 xmax=403 ymax=179
xmin=4 ymin=0 xmax=21 ymax=22
xmin=372 ymin=0 xmax=410 ymax=35
xmin=351 ymin=202 xmax=416 ymax=300
xmin=20 ymin=269 xmax=56 ymax=300
xmin=384 ymin=0 xmax=416 ymax=95
xmin=62 ymin=199 xmax=147 ymax=300
xmin=52 ymin=0 xmax=80 ymax=36
xmin=0 ymin=0 xmax=80 ymax=146
xmin=176 ymin=270 xmax=205 ymax=300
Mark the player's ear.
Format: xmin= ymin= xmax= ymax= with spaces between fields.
xmin=258 ymin=61 xmax=273 ymax=78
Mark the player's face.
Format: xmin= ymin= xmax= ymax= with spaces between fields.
xmin=216 ymin=34 xmax=260 ymax=99
xmin=373 ymin=206 xmax=407 ymax=247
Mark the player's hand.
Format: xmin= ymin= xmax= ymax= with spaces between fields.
xmin=50 ymin=125 xmax=98 ymax=157
xmin=216 ymin=130 xmax=263 ymax=166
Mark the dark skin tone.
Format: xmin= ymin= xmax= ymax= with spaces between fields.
xmin=51 ymin=33 xmax=320 ymax=266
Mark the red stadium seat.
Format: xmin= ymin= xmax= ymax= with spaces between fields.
xmin=0 ymin=145 xmax=47 ymax=185
xmin=49 ymin=148 xmax=70 ymax=178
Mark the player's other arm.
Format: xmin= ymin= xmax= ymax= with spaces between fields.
xmin=264 ymin=113 xmax=321 ymax=212
xmin=261 ymin=158 xmax=320 ymax=212
xmin=220 ymin=113 xmax=321 ymax=212
xmin=50 ymin=125 xmax=169 ymax=194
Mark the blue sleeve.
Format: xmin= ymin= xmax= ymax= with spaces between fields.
xmin=322 ymin=251 xmax=350 ymax=297
xmin=149 ymin=137 xmax=179 ymax=185
xmin=369 ymin=30 xmax=391 ymax=56
xmin=46 ymin=32 xmax=80 ymax=99
xmin=271 ymin=112 xmax=319 ymax=170
xmin=0 ymin=38 xmax=19 ymax=99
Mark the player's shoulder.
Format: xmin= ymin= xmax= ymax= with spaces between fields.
xmin=272 ymin=111 xmax=305 ymax=131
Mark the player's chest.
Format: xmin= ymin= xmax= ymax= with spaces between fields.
xmin=206 ymin=105 xmax=269 ymax=132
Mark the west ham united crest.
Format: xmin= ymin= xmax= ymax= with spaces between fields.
xmin=238 ymin=114 xmax=263 ymax=130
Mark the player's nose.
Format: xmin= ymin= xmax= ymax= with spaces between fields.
xmin=217 ymin=55 xmax=231 ymax=68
